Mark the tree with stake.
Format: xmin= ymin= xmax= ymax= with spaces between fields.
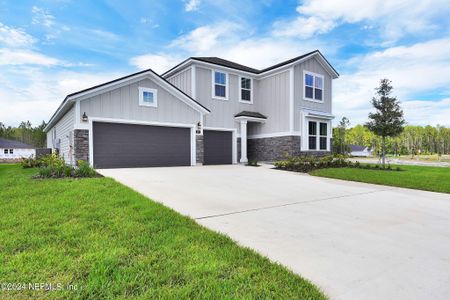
xmin=366 ymin=79 xmax=405 ymax=167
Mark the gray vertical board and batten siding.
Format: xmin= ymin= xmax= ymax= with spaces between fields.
xmin=194 ymin=66 xmax=290 ymax=135
xmin=167 ymin=67 xmax=192 ymax=97
xmin=79 ymin=78 xmax=200 ymax=125
xmin=46 ymin=105 xmax=75 ymax=164
xmin=250 ymin=70 xmax=290 ymax=135
xmin=293 ymin=57 xmax=333 ymax=132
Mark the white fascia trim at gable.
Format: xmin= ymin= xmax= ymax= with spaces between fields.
xmin=46 ymin=70 xmax=210 ymax=132
xmin=162 ymin=52 xmax=338 ymax=82
xmin=87 ymin=117 xmax=197 ymax=167
xmin=74 ymin=72 xmax=209 ymax=114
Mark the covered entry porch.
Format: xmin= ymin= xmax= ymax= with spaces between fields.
xmin=235 ymin=111 xmax=267 ymax=163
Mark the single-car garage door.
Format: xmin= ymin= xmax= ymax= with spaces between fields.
xmin=203 ymin=130 xmax=233 ymax=165
xmin=93 ymin=122 xmax=191 ymax=168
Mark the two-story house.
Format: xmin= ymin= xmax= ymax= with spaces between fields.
xmin=44 ymin=50 xmax=339 ymax=168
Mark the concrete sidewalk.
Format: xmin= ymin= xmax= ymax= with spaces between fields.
xmin=99 ymin=165 xmax=450 ymax=299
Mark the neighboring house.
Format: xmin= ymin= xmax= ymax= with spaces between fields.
xmin=44 ymin=50 xmax=339 ymax=168
xmin=349 ymin=145 xmax=373 ymax=157
xmin=0 ymin=138 xmax=35 ymax=160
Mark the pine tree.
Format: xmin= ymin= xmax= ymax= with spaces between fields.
xmin=366 ymin=79 xmax=405 ymax=167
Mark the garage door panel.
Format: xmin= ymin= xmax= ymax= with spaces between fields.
xmin=93 ymin=122 xmax=191 ymax=168
xmin=203 ymin=130 xmax=232 ymax=165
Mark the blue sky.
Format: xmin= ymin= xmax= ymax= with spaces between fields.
xmin=1 ymin=0 xmax=450 ymax=127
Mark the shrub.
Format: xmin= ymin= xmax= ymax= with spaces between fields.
xmin=32 ymin=154 xmax=97 ymax=179
xmin=21 ymin=156 xmax=41 ymax=168
xmin=274 ymin=155 xmax=352 ymax=173
xmin=74 ymin=160 xmax=97 ymax=177
xmin=246 ymin=159 xmax=259 ymax=167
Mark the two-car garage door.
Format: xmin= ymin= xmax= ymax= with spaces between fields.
xmin=93 ymin=122 xmax=191 ymax=169
xmin=92 ymin=122 xmax=233 ymax=168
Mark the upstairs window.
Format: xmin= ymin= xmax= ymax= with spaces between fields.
xmin=213 ymin=71 xmax=227 ymax=99
xmin=240 ymin=77 xmax=252 ymax=103
xmin=304 ymin=72 xmax=323 ymax=101
xmin=139 ymin=87 xmax=158 ymax=107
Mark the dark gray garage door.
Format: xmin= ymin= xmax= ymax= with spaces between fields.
xmin=203 ymin=130 xmax=232 ymax=165
xmin=93 ymin=122 xmax=191 ymax=168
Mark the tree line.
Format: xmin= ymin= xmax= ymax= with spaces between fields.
xmin=0 ymin=121 xmax=47 ymax=148
xmin=333 ymin=123 xmax=450 ymax=156
xmin=333 ymin=79 xmax=450 ymax=159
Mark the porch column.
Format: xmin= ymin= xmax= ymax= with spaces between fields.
xmin=240 ymin=120 xmax=248 ymax=163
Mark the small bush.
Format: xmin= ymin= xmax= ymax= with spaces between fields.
xmin=274 ymin=155 xmax=352 ymax=173
xmin=21 ymin=156 xmax=40 ymax=168
xmin=74 ymin=160 xmax=97 ymax=177
xmin=246 ymin=159 xmax=259 ymax=167
xmin=32 ymin=154 xmax=97 ymax=179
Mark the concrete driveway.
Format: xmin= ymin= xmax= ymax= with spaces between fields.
xmin=98 ymin=165 xmax=450 ymax=300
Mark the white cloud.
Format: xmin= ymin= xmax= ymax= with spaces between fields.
xmin=273 ymin=0 xmax=450 ymax=42
xmin=0 ymin=23 xmax=36 ymax=48
xmin=333 ymin=38 xmax=450 ymax=126
xmin=32 ymin=6 xmax=55 ymax=28
xmin=0 ymin=67 xmax=122 ymax=126
xmin=272 ymin=16 xmax=336 ymax=39
xmin=0 ymin=49 xmax=61 ymax=66
xmin=129 ymin=53 xmax=185 ymax=73
xmin=170 ymin=22 xmax=242 ymax=53
xmin=185 ymin=0 xmax=201 ymax=12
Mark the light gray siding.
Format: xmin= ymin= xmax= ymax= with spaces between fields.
xmin=195 ymin=66 xmax=254 ymax=130
xmin=48 ymin=105 xmax=75 ymax=164
xmin=167 ymin=67 xmax=192 ymax=96
xmin=294 ymin=57 xmax=333 ymax=132
xmin=250 ymin=70 xmax=290 ymax=135
xmin=80 ymin=77 xmax=200 ymax=125
xmin=195 ymin=66 xmax=289 ymax=135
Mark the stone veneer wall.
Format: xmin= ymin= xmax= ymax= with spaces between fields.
xmin=196 ymin=135 xmax=204 ymax=164
xmin=248 ymin=135 xmax=301 ymax=161
xmin=74 ymin=129 xmax=89 ymax=163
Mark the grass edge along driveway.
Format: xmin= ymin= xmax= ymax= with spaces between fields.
xmin=0 ymin=164 xmax=325 ymax=299
xmin=310 ymin=164 xmax=450 ymax=194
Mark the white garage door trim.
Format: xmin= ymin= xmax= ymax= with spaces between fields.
xmin=88 ymin=117 xmax=196 ymax=167
xmin=203 ymin=126 xmax=238 ymax=164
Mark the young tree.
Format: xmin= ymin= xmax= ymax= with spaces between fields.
xmin=366 ymin=79 xmax=405 ymax=167
xmin=333 ymin=117 xmax=350 ymax=154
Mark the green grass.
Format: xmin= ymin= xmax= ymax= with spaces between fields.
xmin=0 ymin=164 xmax=324 ymax=299
xmin=311 ymin=165 xmax=450 ymax=193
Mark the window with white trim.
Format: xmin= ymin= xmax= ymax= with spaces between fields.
xmin=3 ymin=149 xmax=7 ymax=154
xmin=319 ymin=123 xmax=327 ymax=150
xmin=9 ymin=149 xmax=13 ymax=154
xmin=308 ymin=121 xmax=317 ymax=150
xmin=139 ymin=87 xmax=158 ymax=107
xmin=213 ymin=71 xmax=227 ymax=99
xmin=240 ymin=77 xmax=252 ymax=102
xmin=304 ymin=72 xmax=323 ymax=101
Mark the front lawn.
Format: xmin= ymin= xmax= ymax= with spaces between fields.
xmin=310 ymin=164 xmax=450 ymax=194
xmin=0 ymin=164 xmax=324 ymax=299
